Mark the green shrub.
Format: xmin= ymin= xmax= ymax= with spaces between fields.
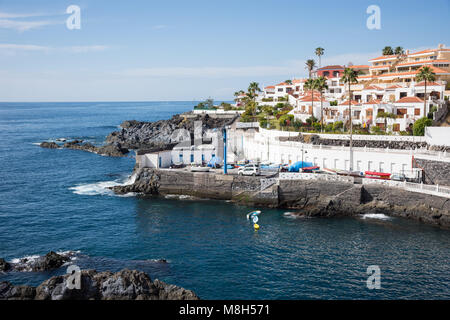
xmin=279 ymin=114 xmax=294 ymax=127
xmin=332 ymin=121 xmax=343 ymax=131
xmin=413 ymin=117 xmax=432 ymax=136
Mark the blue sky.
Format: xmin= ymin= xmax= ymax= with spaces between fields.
xmin=0 ymin=0 xmax=449 ymax=101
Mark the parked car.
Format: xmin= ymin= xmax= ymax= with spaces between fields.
xmin=238 ymin=164 xmax=261 ymax=176
xmin=391 ymin=173 xmax=406 ymax=181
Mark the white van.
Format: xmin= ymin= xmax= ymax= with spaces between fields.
xmin=238 ymin=164 xmax=261 ymax=176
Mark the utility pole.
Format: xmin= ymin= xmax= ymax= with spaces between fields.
xmin=349 ymin=86 xmax=353 ymax=172
xmin=223 ymin=127 xmax=227 ymax=174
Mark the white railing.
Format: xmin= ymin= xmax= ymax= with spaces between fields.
xmin=362 ymin=178 xmax=450 ymax=198
xmin=193 ymin=109 xmax=244 ymax=115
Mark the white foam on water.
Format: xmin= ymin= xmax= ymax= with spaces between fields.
xmin=165 ymin=194 xmax=194 ymax=200
xmin=70 ymin=173 xmax=137 ymax=196
xmin=360 ymin=213 xmax=392 ymax=220
xmin=10 ymin=254 xmax=40 ymax=264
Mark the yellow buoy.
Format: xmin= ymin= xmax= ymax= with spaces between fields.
xmin=254 ymin=223 xmax=260 ymax=230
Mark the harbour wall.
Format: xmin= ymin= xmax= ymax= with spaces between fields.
xmin=111 ymin=169 xmax=450 ymax=228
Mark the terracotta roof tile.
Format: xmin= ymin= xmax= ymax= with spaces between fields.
xmin=395 ymin=96 xmax=424 ymax=103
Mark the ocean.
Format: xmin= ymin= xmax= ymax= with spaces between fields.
xmin=0 ymin=101 xmax=449 ymax=299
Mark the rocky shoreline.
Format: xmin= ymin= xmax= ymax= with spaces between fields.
xmin=0 ymin=251 xmax=198 ymax=300
xmin=40 ymin=140 xmax=129 ymax=157
xmin=106 ymin=114 xmax=237 ymax=150
xmin=111 ymin=168 xmax=450 ymax=229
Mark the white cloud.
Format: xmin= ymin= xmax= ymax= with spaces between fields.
xmin=0 ymin=18 xmax=59 ymax=31
xmin=0 ymin=11 xmax=45 ymax=19
xmin=62 ymin=45 xmax=109 ymax=53
xmin=0 ymin=43 xmax=108 ymax=55
xmin=152 ymin=24 xmax=168 ymax=30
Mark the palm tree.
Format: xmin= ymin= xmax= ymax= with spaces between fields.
xmin=247 ymin=82 xmax=261 ymax=119
xmin=340 ymin=68 xmax=359 ymax=171
xmin=315 ymin=76 xmax=328 ymax=132
xmin=394 ymin=46 xmax=404 ymax=55
xmin=376 ymin=111 xmax=397 ymax=133
xmin=382 ymin=46 xmax=394 ymax=55
xmin=285 ymin=80 xmax=293 ymax=85
xmin=305 ymin=59 xmax=316 ymax=78
xmin=304 ymin=78 xmax=318 ymax=119
xmin=315 ymin=47 xmax=325 ymax=68
xmin=416 ymin=66 xmax=436 ymax=117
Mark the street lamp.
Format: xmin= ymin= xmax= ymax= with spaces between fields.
xmin=301 ymin=146 xmax=308 ymax=172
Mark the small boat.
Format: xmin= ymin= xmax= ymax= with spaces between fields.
xmin=190 ymin=166 xmax=210 ymax=172
xmin=365 ymin=171 xmax=391 ymax=180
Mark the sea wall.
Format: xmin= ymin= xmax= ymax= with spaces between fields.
xmin=111 ymin=169 xmax=450 ymax=228
xmin=414 ymin=158 xmax=450 ymax=186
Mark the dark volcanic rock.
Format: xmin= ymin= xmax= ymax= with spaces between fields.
xmin=5 ymin=251 xmax=74 ymax=272
xmin=31 ymin=251 xmax=71 ymax=272
xmin=0 ymin=258 xmax=11 ymax=272
xmin=39 ymin=139 xmax=129 ymax=157
xmin=97 ymin=143 xmax=129 ymax=157
xmin=106 ymin=113 xmax=238 ymax=150
xmin=0 ymin=282 xmax=36 ymax=300
xmin=0 ymin=269 xmax=199 ymax=300
xmin=39 ymin=141 xmax=60 ymax=149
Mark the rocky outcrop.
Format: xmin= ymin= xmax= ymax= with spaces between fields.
xmin=39 ymin=142 xmax=60 ymax=149
xmin=40 ymin=139 xmax=129 ymax=157
xmin=111 ymin=168 xmax=450 ymax=228
xmin=106 ymin=114 xmax=237 ymax=150
xmin=0 ymin=258 xmax=11 ymax=272
xmin=3 ymin=251 xmax=74 ymax=272
xmin=0 ymin=269 xmax=198 ymax=300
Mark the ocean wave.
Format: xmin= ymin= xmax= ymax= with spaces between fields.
xmin=283 ymin=212 xmax=309 ymax=219
xmin=360 ymin=213 xmax=392 ymax=220
xmin=69 ymin=173 xmax=137 ymax=196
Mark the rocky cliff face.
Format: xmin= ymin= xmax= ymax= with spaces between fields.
xmin=106 ymin=114 xmax=237 ymax=150
xmin=414 ymin=158 xmax=450 ymax=186
xmin=0 ymin=269 xmax=198 ymax=300
xmin=111 ymin=168 xmax=450 ymax=228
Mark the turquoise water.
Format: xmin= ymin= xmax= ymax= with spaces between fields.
xmin=0 ymin=102 xmax=449 ymax=299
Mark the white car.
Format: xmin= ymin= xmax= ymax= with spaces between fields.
xmin=238 ymin=164 xmax=261 ymax=176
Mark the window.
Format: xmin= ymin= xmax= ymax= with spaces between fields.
xmin=323 ymin=71 xmax=330 ymax=77
xmin=397 ymin=108 xmax=407 ymax=116
xmin=179 ymin=154 xmax=183 ymax=161
xmin=190 ymin=154 xmax=194 ymax=162
xmin=393 ymin=124 xmax=400 ymax=131
xmin=278 ymin=88 xmax=283 ymax=92
xmin=414 ymin=108 xmax=420 ymax=115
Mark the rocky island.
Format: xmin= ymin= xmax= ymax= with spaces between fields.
xmin=0 ymin=251 xmax=198 ymax=300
